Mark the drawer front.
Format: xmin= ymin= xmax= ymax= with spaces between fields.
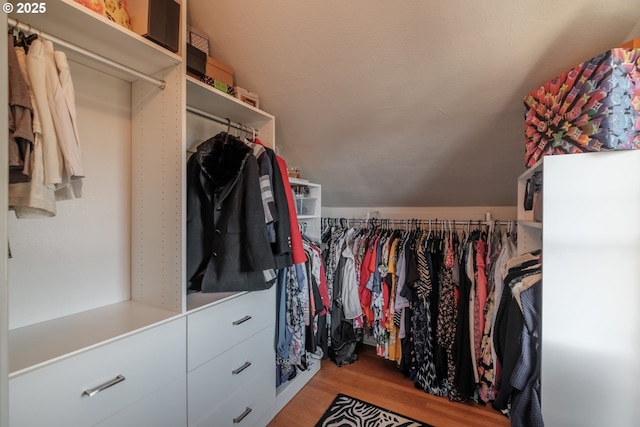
xmin=96 ymin=376 xmax=186 ymax=427
xmin=188 ymin=324 xmax=275 ymax=427
xmin=187 ymin=286 xmax=275 ymax=371
xmin=199 ymin=385 xmax=274 ymax=427
xmin=10 ymin=318 xmax=186 ymax=427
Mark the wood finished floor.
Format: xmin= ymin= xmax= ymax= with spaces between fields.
xmin=268 ymin=345 xmax=510 ymax=427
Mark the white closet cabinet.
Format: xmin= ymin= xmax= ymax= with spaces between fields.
xmin=541 ymin=150 xmax=640 ymax=426
xmin=3 ymin=0 xmax=185 ymax=346
xmin=1 ymin=2 xmax=302 ymax=426
xmin=3 ymin=1 xmax=186 ymax=425
xmin=10 ymin=317 xmax=186 ymax=427
xmin=184 ymin=75 xmax=282 ymax=427
xmin=0 ymin=22 xmax=9 ymax=426
xmin=95 ymin=377 xmax=187 ymax=427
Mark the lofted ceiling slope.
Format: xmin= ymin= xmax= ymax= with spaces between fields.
xmin=188 ymin=0 xmax=640 ymax=208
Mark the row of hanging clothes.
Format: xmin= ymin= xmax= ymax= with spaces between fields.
xmin=185 ymin=123 xmax=330 ymax=388
xmin=7 ymin=23 xmax=84 ymax=219
xmin=275 ymin=234 xmax=330 ymax=387
xmin=321 ymin=217 xmax=542 ymax=426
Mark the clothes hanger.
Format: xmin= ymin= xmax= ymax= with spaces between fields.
xmin=21 ymin=30 xmax=38 ymax=51
xmin=222 ymin=118 xmax=231 ymax=143
xmin=13 ymin=24 xmax=37 ymax=52
xmin=11 ymin=20 xmax=23 ymax=46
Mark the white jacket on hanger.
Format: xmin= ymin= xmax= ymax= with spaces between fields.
xmin=54 ymin=50 xmax=81 ymax=151
xmin=26 ymin=38 xmax=64 ymax=187
xmin=43 ymin=40 xmax=83 ymax=200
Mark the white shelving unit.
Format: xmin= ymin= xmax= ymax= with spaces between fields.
xmin=0 ymin=19 xmax=8 ymax=425
xmin=3 ymin=2 xmax=188 ymax=425
xmin=288 ymin=178 xmax=322 ymax=241
xmin=5 ymin=0 xmax=185 ymax=373
xmin=0 ymin=2 xmax=305 ymax=426
xmin=516 ymin=158 xmax=543 ymax=255
xmin=184 ymin=73 xmax=280 ymax=426
xmin=186 ymin=75 xmax=275 ymax=150
xmin=185 ymin=75 xmax=275 ymax=312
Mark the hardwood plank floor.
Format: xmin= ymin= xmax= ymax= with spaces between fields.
xmin=268 ymin=345 xmax=510 ymax=427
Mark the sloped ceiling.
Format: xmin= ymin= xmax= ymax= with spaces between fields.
xmin=188 ymin=0 xmax=640 ymax=207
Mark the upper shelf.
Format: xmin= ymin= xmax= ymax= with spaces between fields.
xmin=186 ymin=76 xmax=274 ymax=125
xmin=518 ymin=157 xmax=543 ymax=182
xmin=518 ymin=220 xmax=543 ymax=229
xmin=289 ymin=178 xmax=321 ymax=188
xmin=8 ymin=0 xmax=181 ymax=79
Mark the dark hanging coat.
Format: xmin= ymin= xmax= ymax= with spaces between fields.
xmin=186 ymin=133 xmax=275 ymax=292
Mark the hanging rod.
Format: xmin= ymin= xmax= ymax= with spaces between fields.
xmin=7 ymin=17 xmax=166 ymax=90
xmin=186 ymin=105 xmax=258 ymax=136
xmin=323 ymin=217 xmax=516 ymax=227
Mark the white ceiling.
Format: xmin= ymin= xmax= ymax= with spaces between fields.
xmin=188 ymin=0 xmax=640 ymax=207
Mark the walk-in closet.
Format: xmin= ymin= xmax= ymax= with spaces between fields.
xmin=2 ymin=1 xmax=640 ymax=427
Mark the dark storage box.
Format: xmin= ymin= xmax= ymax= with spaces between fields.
xmin=187 ymin=44 xmax=206 ymax=77
xmin=130 ymin=0 xmax=180 ymax=53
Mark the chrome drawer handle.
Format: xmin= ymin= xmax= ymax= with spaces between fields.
xmin=232 ymin=361 xmax=252 ymax=375
xmin=233 ymin=407 xmax=252 ymax=424
xmin=232 ymin=315 xmax=252 ymax=325
xmin=82 ymin=375 xmax=126 ymax=398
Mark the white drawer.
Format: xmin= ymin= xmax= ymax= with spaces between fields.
xmin=188 ymin=324 xmax=275 ymax=427
xmin=198 ymin=385 xmax=274 ymax=427
xmin=10 ymin=317 xmax=186 ymax=427
xmin=187 ymin=286 xmax=275 ymax=371
xmin=96 ymin=376 xmax=186 ymax=427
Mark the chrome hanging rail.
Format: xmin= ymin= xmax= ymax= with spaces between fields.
xmin=7 ymin=17 xmax=166 ymax=89
xmin=186 ymin=106 xmax=258 ymax=137
xmin=322 ymin=217 xmax=517 ymax=230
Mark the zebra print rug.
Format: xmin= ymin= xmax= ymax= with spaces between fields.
xmin=315 ymin=394 xmax=433 ymax=427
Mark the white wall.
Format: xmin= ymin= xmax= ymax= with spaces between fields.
xmin=322 ymin=206 xmax=516 ymax=221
